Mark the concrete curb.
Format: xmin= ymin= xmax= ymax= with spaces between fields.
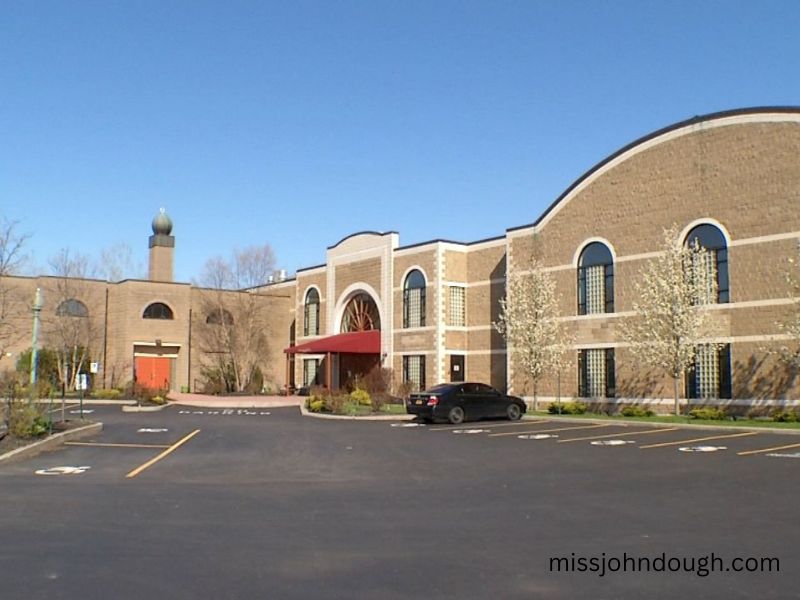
xmin=122 ymin=402 xmax=174 ymax=413
xmin=299 ymin=403 xmax=415 ymax=421
xmin=36 ymin=399 xmax=137 ymax=406
xmin=0 ymin=422 xmax=103 ymax=465
xmin=525 ymin=415 xmax=800 ymax=436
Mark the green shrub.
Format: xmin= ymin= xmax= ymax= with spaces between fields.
xmin=350 ymin=388 xmax=371 ymax=406
xmin=324 ymin=394 xmax=348 ymax=414
xmin=90 ymin=388 xmax=122 ymax=400
xmin=342 ymin=400 xmax=360 ymax=416
xmin=308 ymin=398 xmax=325 ymax=413
xmin=772 ymin=410 xmax=800 ymax=423
xmin=8 ymin=402 xmax=50 ymax=438
xmin=689 ymin=407 xmax=727 ymax=420
xmin=620 ymin=405 xmax=655 ymax=417
xmin=548 ymin=401 xmax=587 ymax=415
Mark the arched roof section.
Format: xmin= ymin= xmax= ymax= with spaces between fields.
xmin=508 ymin=107 xmax=800 ymax=235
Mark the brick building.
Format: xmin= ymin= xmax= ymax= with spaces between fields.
xmin=2 ymin=107 xmax=799 ymax=409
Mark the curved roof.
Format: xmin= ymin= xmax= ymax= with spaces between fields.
xmin=508 ymin=106 xmax=800 ymax=234
xmin=327 ymin=230 xmax=398 ymax=250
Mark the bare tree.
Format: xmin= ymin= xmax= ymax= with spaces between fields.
xmin=196 ymin=245 xmax=277 ymax=393
xmin=0 ymin=217 xmax=30 ymax=363
xmin=44 ymin=249 xmax=100 ymax=391
xmin=95 ymin=242 xmax=145 ymax=282
xmin=494 ymin=256 xmax=572 ymax=411
xmin=622 ymin=226 xmax=717 ymax=415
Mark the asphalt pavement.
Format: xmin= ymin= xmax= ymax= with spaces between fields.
xmin=0 ymin=405 xmax=797 ymax=599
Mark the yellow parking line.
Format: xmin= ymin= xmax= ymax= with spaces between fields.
xmin=65 ymin=442 xmax=171 ymax=449
xmin=489 ymin=423 xmax=610 ymax=438
xmin=738 ymin=441 xmax=800 ymax=456
xmin=126 ymin=429 xmax=201 ymax=479
xmin=557 ymin=427 xmax=680 ymax=443
xmin=429 ymin=419 xmax=551 ymax=432
xmin=639 ymin=431 xmax=757 ymax=449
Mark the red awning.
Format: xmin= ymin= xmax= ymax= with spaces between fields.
xmin=284 ymin=330 xmax=381 ymax=355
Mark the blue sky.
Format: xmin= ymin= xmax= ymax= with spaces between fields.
xmin=2 ymin=0 xmax=799 ymax=282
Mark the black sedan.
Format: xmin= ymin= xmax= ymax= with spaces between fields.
xmin=406 ymin=382 xmax=527 ymax=424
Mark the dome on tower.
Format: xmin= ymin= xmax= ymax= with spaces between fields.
xmin=152 ymin=208 xmax=173 ymax=236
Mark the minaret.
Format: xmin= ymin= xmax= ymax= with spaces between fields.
xmin=148 ymin=208 xmax=175 ymax=282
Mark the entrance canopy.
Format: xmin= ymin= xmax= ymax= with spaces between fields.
xmin=284 ymin=330 xmax=380 ymax=355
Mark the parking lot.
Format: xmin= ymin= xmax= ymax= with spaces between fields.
xmin=0 ymin=406 xmax=798 ymax=599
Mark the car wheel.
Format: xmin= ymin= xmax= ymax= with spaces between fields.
xmin=506 ymin=403 xmax=522 ymax=421
xmin=448 ymin=406 xmax=465 ymax=425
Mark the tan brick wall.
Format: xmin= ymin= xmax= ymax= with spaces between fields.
xmin=335 ymin=258 xmax=382 ymax=298
xmin=393 ymin=330 xmax=437 ymax=353
xmin=444 ymin=251 xmax=467 ymax=282
xmin=505 ymin=119 xmax=800 ymax=402
xmin=467 ymin=246 xmax=505 ymax=284
xmin=466 ymin=281 xmax=505 ymax=328
xmin=445 ymin=331 xmax=467 ymax=351
xmin=464 ymin=353 xmax=507 ymax=391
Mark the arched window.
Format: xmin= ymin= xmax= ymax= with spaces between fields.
xmin=341 ymin=293 xmax=380 ymax=332
xmin=56 ymin=298 xmax=89 ymax=318
xmin=685 ymin=224 xmax=729 ymax=303
xmin=206 ymin=308 xmax=234 ymax=325
xmin=143 ymin=302 xmax=174 ymax=320
xmin=577 ymin=242 xmax=614 ymax=315
xmin=403 ymin=269 xmax=426 ymax=328
xmin=304 ymin=288 xmax=320 ymax=336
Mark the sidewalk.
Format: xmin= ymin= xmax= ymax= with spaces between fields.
xmin=168 ymin=391 xmax=303 ymax=409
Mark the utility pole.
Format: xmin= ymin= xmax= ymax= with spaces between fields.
xmin=29 ymin=288 xmax=43 ymax=398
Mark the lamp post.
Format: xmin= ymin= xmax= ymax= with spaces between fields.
xmin=29 ymin=288 xmax=43 ymax=400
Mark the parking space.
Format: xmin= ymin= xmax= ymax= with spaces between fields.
xmin=2 ymin=406 xmax=799 ymax=599
xmin=412 ymin=416 xmax=800 ymax=462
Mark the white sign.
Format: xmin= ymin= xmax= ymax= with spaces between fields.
xmin=74 ymin=374 xmax=88 ymax=391
xmin=90 ymin=362 xmax=99 ymax=374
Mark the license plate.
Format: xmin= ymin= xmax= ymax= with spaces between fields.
xmin=415 ymin=400 xmax=423 ymax=405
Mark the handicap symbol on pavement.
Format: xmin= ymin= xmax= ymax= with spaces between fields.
xmin=35 ymin=466 xmax=92 ymax=476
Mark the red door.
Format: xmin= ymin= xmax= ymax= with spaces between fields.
xmin=135 ymin=356 xmax=171 ymax=390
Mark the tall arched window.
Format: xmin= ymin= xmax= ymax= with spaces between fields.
xmin=304 ymin=288 xmax=320 ymax=336
xmin=577 ymin=242 xmax=614 ymax=315
xmin=685 ymin=224 xmax=729 ymax=304
xmin=143 ymin=302 xmax=174 ymax=320
xmin=403 ymin=269 xmax=426 ymax=328
xmin=56 ymin=298 xmax=89 ymax=318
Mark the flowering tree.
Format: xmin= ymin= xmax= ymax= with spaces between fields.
xmin=494 ymin=256 xmax=572 ymax=410
xmin=623 ymin=226 xmax=717 ymax=415
xmin=773 ymin=247 xmax=800 ymax=392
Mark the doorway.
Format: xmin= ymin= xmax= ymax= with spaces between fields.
xmin=450 ymin=355 xmax=465 ymax=382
